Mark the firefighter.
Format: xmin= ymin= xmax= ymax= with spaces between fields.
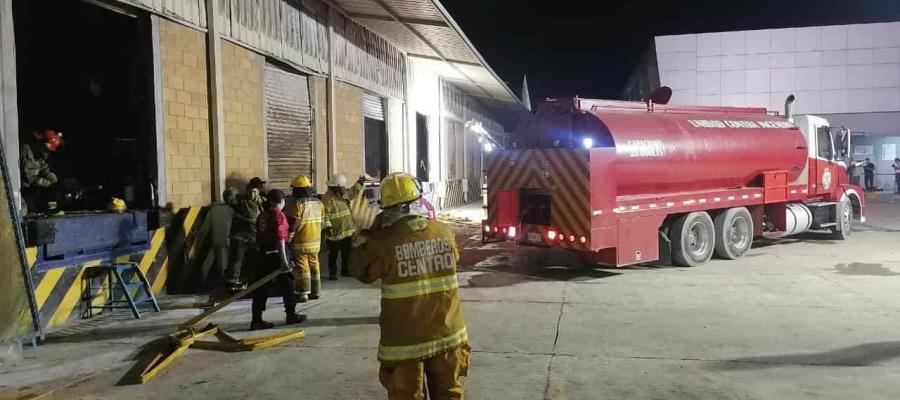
xmin=322 ymin=174 xmax=365 ymax=280
xmin=349 ymin=173 xmax=470 ymax=400
xmin=288 ymin=176 xmax=327 ymax=301
xmin=21 ymin=129 xmax=63 ymax=215
xmin=250 ymin=189 xmax=306 ymax=330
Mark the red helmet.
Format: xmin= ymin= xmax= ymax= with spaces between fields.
xmin=35 ymin=129 xmax=63 ymax=152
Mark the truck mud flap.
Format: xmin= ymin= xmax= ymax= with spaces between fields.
xmin=656 ymin=230 xmax=674 ymax=267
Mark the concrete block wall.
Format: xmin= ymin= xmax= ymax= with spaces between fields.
xmin=160 ymin=20 xmax=211 ymax=209
xmin=334 ymin=81 xmax=364 ymax=179
xmin=221 ymin=40 xmax=264 ymax=190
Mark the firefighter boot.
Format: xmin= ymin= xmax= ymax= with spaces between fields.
xmin=250 ymin=312 xmax=274 ymax=331
xmin=285 ymin=313 xmax=308 ymax=325
xmin=309 ymin=280 xmax=321 ymax=300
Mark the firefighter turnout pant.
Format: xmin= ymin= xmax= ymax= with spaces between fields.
xmin=293 ymin=252 xmax=320 ymax=296
xmin=379 ymin=344 xmax=470 ymax=400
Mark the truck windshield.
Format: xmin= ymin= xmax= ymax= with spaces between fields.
xmin=520 ymin=189 xmax=552 ymax=226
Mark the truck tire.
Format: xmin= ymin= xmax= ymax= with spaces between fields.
xmin=713 ymin=207 xmax=753 ymax=259
xmin=671 ymin=212 xmax=715 ymax=267
xmin=830 ymin=199 xmax=852 ymax=240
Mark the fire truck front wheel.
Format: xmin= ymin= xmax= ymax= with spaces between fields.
xmin=713 ymin=207 xmax=754 ymax=260
xmin=671 ymin=212 xmax=716 ymax=267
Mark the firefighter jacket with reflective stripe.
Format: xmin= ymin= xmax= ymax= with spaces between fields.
xmin=289 ymin=198 xmax=327 ymax=254
xmin=322 ymin=183 xmax=363 ymax=241
xmin=349 ymin=216 xmax=467 ymax=364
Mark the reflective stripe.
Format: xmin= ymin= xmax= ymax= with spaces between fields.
xmin=296 ymin=242 xmax=320 ymax=252
xmin=330 ymin=210 xmax=351 ymax=218
xmin=382 ymin=274 xmax=459 ymax=300
xmin=378 ymin=327 xmax=468 ymax=362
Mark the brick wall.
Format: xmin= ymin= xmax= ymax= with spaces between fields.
xmin=221 ymin=40 xmax=264 ymax=190
xmin=334 ymin=81 xmax=364 ymax=179
xmin=160 ymin=20 xmax=211 ymax=208
xmin=312 ymin=77 xmax=329 ymax=193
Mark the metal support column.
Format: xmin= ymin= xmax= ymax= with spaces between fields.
xmin=205 ymin=0 xmax=225 ymax=202
xmin=326 ymin=9 xmax=337 ymax=178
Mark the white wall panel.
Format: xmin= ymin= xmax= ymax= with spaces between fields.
xmin=820 ymin=89 xmax=848 ymax=113
xmin=771 ymin=68 xmax=795 ymax=91
xmin=747 ymin=54 xmax=770 ymax=69
xmin=847 ymin=48 xmax=873 ymax=65
xmin=770 ymin=28 xmax=796 ymax=53
xmin=847 ymin=65 xmax=874 ymax=88
xmin=696 ymin=94 xmax=721 ymax=106
xmin=822 ymin=25 xmax=848 ymax=50
xmin=847 ymin=24 xmax=874 ymax=49
xmin=697 ymin=56 xmax=721 ymax=72
xmin=795 ymin=67 xmax=820 ymax=90
xmin=770 ymin=52 xmax=796 ymax=68
xmin=795 ymin=51 xmax=822 ymax=67
xmin=656 ymin=35 xmax=696 ymax=53
xmin=721 ymin=31 xmax=747 ymax=55
xmin=746 ymin=30 xmax=771 ymax=54
xmin=697 ymin=71 xmax=721 ymax=95
xmin=821 ymin=49 xmax=848 ymax=66
xmin=697 ymin=33 xmax=721 ymax=56
xmin=747 ymin=69 xmax=771 ymax=93
xmin=746 ymin=92 xmax=769 ymax=108
xmin=873 ymin=47 xmax=900 ymax=64
xmin=821 ymin=66 xmax=848 ymax=89
xmin=723 ymin=70 xmax=746 ymax=94
xmin=722 ymin=55 xmax=746 ymax=70
xmin=796 ymin=27 xmax=822 ymax=51
xmin=656 ymin=22 xmax=900 ymax=115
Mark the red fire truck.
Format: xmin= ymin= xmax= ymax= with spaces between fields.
xmin=482 ymin=94 xmax=865 ymax=267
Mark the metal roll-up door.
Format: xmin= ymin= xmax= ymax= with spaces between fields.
xmin=265 ymin=64 xmax=313 ymax=191
xmin=363 ymin=92 xmax=384 ymax=121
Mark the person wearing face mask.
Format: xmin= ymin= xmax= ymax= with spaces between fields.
xmin=250 ymin=189 xmax=306 ymax=330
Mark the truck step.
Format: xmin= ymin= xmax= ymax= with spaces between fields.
xmin=817 ymin=222 xmax=837 ymax=228
xmin=807 ymin=202 xmax=838 ymax=208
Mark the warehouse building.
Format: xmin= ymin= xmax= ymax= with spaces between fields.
xmin=0 ymin=0 xmax=523 ymax=332
xmin=626 ymin=21 xmax=900 ymax=190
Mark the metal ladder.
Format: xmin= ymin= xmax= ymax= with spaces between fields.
xmin=84 ymin=262 xmax=160 ymax=319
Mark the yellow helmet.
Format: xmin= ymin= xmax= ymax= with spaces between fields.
xmin=108 ymin=197 xmax=127 ymax=213
xmin=291 ymin=176 xmax=312 ymax=188
xmin=380 ymin=173 xmax=421 ymax=208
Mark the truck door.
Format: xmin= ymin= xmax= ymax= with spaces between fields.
xmin=813 ymin=126 xmax=835 ymax=196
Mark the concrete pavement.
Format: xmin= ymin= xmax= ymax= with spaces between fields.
xmin=2 ymin=198 xmax=900 ymax=399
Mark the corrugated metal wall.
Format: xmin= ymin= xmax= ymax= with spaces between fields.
xmin=118 ymin=0 xmax=404 ymax=100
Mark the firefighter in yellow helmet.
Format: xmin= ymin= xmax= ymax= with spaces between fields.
xmin=288 ymin=176 xmax=327 ymax=301
xmin=349 ymin=173 xmax=469 ymax=400
xmin=322 ymin=174 xmax=365 ymax=279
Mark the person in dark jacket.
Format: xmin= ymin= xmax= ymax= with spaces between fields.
xmin=224 ymin=181 xmax=265 ymax=291
xmin=892 ymin=158 xmax=900 ymax=194
xmin=250 ymin=189 xmax=306 ymax=330
xmin=863 ymin=158 xmax=876 ymax=191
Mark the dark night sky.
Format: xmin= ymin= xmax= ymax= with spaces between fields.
xmin=443 ymin=0 xmax=900 ymax=102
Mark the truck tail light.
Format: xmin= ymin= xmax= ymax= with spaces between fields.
xmin=507 ymin=226 xmax=517 ymax=239
xmin=568 ymin=235 xmax=576 ymax=243
xmin=546 ymin=229 xmax=558 ymax=241
xmin=493 ymin=226 xmax=499 ymax=233
xmin=579 ymin=235 xmax=587 ymax=244
xmin=484 ymin=225 xmax=491 ymax=233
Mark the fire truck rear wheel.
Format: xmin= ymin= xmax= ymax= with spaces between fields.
xmin=713 ymin=207 xmax=754 ymax=260
xmin=671 ymin=212 xmax=715 ymax=267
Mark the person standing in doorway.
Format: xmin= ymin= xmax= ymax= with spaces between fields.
xmin=863 ymin=158 xmax=876 ymax=191
xmin=321 ymin=174 xmax=365 ymax=280
xmin=892 ymin=158 xmax=900 ymax=194
xmin=250 ymin=189 xmax=306 ymax=330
